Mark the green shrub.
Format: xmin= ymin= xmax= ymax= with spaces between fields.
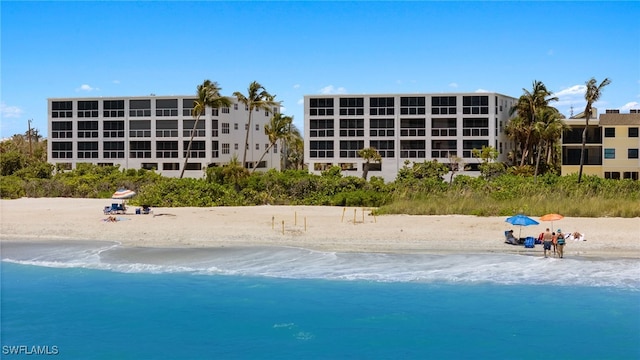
xmin=0 ymin=176 xmax=25 ymax=199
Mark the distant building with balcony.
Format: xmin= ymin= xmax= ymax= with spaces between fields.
xmin=47 ymin=96 xmax=281 ymax=177
xmin=561 ymin=109 xmax=640 ymax=180
xmin=303 ymin=92 xmax=518 ymax=182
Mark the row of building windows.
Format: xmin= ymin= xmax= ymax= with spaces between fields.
xmin=604 ymin=172 xmax=639 ymax=180
xmin=312 ymin=162 xmax=383 ymax=172
xmin=308 ymin=140 xmax=489 ymax=159
xmin=309 ymin=118 xmax=490 ymax=138
xmin=604 ymin=148 xmax=640 ymax=159
xmin=50 ymin=141 xmax=278 ymax=159
xmin=51 ymin=100 xmax=277 ymax=118
xmin=56 ymin=161 xmax=269 ymax=172
xmin=604 ymin=127 xmax=639 ymax=137
xmin=309 ymin=96 xmax=493 ymax=116
xmin=309 ymin=162 xmax=488 ymax=173
xmin=51 ymin=120 xmax=260 ymax=139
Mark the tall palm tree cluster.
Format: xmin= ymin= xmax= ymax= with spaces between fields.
xmin=181 ymin=80 xmax=303 ymax=178
xmin=505 ymin=80 xmax=566 ymax=177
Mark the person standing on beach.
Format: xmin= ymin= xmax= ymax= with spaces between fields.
xmin=556 ymin=229 xmax=566 ymax=258
xmin=542 ymin=228 xmax=553 ymax=258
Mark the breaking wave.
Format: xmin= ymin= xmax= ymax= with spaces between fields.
xmin=2 ymin=241 xmax=639 ymax=290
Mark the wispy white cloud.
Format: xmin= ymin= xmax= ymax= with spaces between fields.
xmin=475 ymin=88 xmax=491 ymax=93
xmin=76 ymin=84 xmax=98 ymax=92
xmin=0 ymin=102 xmax=23 ymax=118
xmin=553 ymin=84 xmax=621 ymax=116
xmin=297 ymin=98 xmax=304 ymax=105
xmin=293 ymin=84 xmax=300 ymax=89
xmin=448 ymin=82 xmax=458 ymax=88
xmin=319 ymin=85 xmax=346 ymax=95
xmin=555 ymin=84 xmax=585 ymax=97
xmin=620 ymin=101 xmax=639 ymax=111
xmin=554 ymin=85 xmax=586 ymax=111
xmin=112 ymin=80 xmax=120 ymax=84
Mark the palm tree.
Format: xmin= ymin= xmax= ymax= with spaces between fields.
xmin=233 ymin=81 xmax=279 ymax=169
xmin=358 ymin=147 xmax=382 ymax=180
xmin=510 ymin=81 xmax=558 ymax=167
xmin=282 ymin=122 xmax=304 ymax=170
xmin=251 ymin=113 xmax=293 ymax=173
xmin=222 ymin=154 xmax=249 ymax=192
xmin=180 ymin=80 xmax=231 ymax=178
xmin=578 ymin=77 xmax=611 ymax=183
xmin=542 ymin=112 xmax=567 ymax=172
xmin=532 ymin=107 xmax=565 ymax=179
xmin=504 ymin=116 xmax=526 ymax=166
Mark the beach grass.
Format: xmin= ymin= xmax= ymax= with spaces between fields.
xmin=376 ymin=192 xmax=640 ymax=218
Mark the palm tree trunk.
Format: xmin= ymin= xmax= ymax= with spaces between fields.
xmin=282 ymin=137 xmax=287 ymax=170
xmin=242 ymin=110 xmax=253 ymax=169
xmin=179 ymin=116 xmax=200 ymax=178
xmin=534 ymin=141 xmax=543 ymax=181
xmin=578 ymin=113 xmax=590 ymax=183
xmin=251 ymin=144 xmax=274 ymax=174
xmin=519 ymin=129 xmax=532 ymax=167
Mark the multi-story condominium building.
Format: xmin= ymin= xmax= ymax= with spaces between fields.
xmin=304 ymin=93 xmax=518 ymax=182
xmin=560 ymin=109 xmax=601 ymax=176
xmin=561 ymin=109 xmax=640 ymax=180
xmin=47 ymin=96 xmax=281 ymax=177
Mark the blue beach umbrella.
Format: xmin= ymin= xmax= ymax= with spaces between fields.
xmin=505 ymin=214 xmax=539 ymax=239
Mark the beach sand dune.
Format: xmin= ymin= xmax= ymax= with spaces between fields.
xmin=1 ymin=198 xmax=639 ymax=258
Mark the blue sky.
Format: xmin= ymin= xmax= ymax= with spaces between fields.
xmin=1 ymin=1 xmax=639 ymax=138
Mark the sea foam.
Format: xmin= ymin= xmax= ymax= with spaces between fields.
xmin=2 ymin=241 xmax=639 ymax=290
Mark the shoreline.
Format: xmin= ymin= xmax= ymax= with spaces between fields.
xmin=2 ymin=240 xmax=637 ymax=262
xmin=1 ymin=198 xmax=639 ymax=259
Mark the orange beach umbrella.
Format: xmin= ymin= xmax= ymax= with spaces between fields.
xmin=540 ymin=213 xmax=564 ymax=230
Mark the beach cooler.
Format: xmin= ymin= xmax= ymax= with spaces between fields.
xmin=524 ymin=236 xmax=535 ymax=248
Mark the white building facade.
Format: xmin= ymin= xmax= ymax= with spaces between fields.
xmin=47 ymin=96 xmax=281 ymax=177
xmin=304 ymin=93 xmax=517 ymax=182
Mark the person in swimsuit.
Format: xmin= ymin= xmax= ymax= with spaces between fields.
xmin=556 ymin=229 xmax=566 ymax=258
xmin=542 ymin=228 xmax=553 ymax=258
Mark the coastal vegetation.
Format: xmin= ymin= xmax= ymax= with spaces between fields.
xmin=1 ymin=159 xmax=638 ymax=218
xmin=2 ymin=78 xmax=638 ymax=217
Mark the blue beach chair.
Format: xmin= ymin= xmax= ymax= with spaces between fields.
xmin=524 ymin=236 xmax=535 ymax=248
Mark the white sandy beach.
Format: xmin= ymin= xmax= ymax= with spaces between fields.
xmin=1 ymin=198 xmax=639 ymax=259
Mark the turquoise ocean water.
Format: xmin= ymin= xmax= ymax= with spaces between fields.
xmin=1 ymin=241 xmax=639 ymax=359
